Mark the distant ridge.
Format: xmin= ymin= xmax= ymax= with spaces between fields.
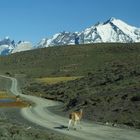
xmin=36 ymin=17 xmax=140 ymax=48
xmin=0 ymin=37 xmax=33 ymax=55
xmin=0 ymin=17 xmax=140 ymax=55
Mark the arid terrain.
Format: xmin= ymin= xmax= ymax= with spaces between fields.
xmin=0 ymin=44 xmax=140 ymax=139
xmin=1 ymin=75 xmax=140 ymax=140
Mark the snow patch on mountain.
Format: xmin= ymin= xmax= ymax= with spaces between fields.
xmin=12 ymin=41 xmax=33 ymax=53
xmin=0 ymin=37 xmax=15 ymax=55
xmin=37 ymin=32 xmax=79 ymax=48
xmin=36 ymin=17 xmax=140 ymax=48
xmin=0 ymin=37 xmax=33 ymax=55
xmin=1 ymin=17 xmax=140 ymax=55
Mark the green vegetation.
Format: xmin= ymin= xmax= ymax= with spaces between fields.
xmin=0 ymin=121 xmax=71 ymax=140
xmin=1 ymin=43 xmax=140 ymax=128
xmin=36 ymin=76 xmax=82 ymax=85
xmin=0 ymin=77 xmax=11 ymax=91
xmin=0 ymin=43 xmax=140 ymax=77
xmin=23 ymin=62 xmax=140 ymax=128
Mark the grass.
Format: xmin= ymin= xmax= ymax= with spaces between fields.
xmin=0 ymin=90 xmax=14 ymax=98
xmin=0 ymin=43 xmax=140 ymax=77
xmin=1 ymin=43 xmax=140 ymax=128
xmin=36 ymin=76 xmax=82 ymax=85
xmin=0 ymin=101 xmax=29 ymax=108
xmin=22 ymin=62 xmax=140 ymax=128
xmin=0 ymin=90 xmax=30 ymax=108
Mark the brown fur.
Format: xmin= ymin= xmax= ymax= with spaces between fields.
xmin=68 ymin=109 xmax=83 ymax=130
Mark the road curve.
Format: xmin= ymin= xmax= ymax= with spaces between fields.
xmin=0 ymin=75 xmax=140 ymax=140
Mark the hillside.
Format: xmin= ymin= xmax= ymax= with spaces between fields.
xmin=0 ymin=43 xmax=140 ymax=77
xmin=0 ymin=43 xmax=140 ymax=128
xmin=22 ymin=60 xmax=140 ymax=129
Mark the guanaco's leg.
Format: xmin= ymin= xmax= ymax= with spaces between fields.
xmin=68 ymin=119 xmax=72 ymax=130
xmin=73 ymin=120 xmax=77 ymax=130
xmin=78 ymin=120 xmax=82 ymax=129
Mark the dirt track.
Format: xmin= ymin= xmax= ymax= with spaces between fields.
xmin=1 ymin=75 xmax=140 ymax=140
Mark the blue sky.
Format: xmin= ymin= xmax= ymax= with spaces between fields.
xmin=0 ymin=0 xmax=139 ymax=44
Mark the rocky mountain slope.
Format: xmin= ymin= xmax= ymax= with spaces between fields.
xmin=1 ymin=18 xmax=140 ymax=55
xmin=0 ymin=37 xmax=33 ymax=55
xmin=0 ymin=37 xmax=15 ymax=55
xmin=11 ymin=41 xmax=33 ymax=54
xmin=36 ymin=17 xmax=140 ymax=48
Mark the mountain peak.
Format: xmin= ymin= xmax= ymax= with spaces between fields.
xmin=103 ymin=17 xmax=119 ymax=25
xmin=5 ymin=36 xmax=10 ymax=40
xmin=1 ymin=18 xmax=140 ymax=55
xmin=0 ymin=37 xmax=33 ymax=55
xmin=109 ymin=17 xmax=117 ymax=21
xmin=35 ymin=18 xmax=140 ymax=48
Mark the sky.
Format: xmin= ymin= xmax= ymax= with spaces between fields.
xmin=0 ymin=0 xmax=140 ymax=44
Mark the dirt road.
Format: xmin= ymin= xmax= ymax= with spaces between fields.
xmin=1 ymin=75 xmax=140 ymax=140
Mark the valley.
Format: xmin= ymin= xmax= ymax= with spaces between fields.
xmin=0 ymin=43 xmax=140 ymax=139
xmin=0 ymin=0 xmax=140 ymax=140
xmin=0 ymin=75 xmax=140 ymax=140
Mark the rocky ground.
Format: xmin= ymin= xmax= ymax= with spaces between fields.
xmin=0 ymin=77 xmax=71 ymax=140
xmin=0 ymin=121 xmax=71 ymax=140
xmin=22 ymin=62 xmax=140 ymax=129
xmin=0 ymin=108 xmax=71 ymax=140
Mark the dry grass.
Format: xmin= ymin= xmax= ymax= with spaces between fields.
xmin=36 ymin=76 xmax=82 ymax=85
xmin=0 ymin=90 xmax=30 ymax=108
xmin=0 ymin=101 xmax=29 ymax=108
xmin=0 ymin=90 xmax=14 ymax=98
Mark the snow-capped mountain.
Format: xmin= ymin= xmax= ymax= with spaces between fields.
xmin=0 ymin=38 xmax=33 ymax=55
xmin=36 ymin=17 xmax=140 ymax=48
xmin=12 ymin=41 xmax=33 ymax=53
xmin=1 ymin=17 xmax=140 ymax=55
xmin=35 ymin=32 xmax=79 ymax=48
xmin=0 ymin=37 xmax=15 ymax=55
xmin=79 ymin=17 xmax=140 ymax=43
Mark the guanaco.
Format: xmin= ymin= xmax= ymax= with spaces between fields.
xmin=68 ymin=109 xmax=83 ymax=130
